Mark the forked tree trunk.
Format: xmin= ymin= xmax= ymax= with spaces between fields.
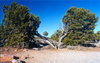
xmin=36 ymin=32 xmax=56 ymax=49
xmin=58 ymin=31 xmax=68 ymax=49
xmin=58 ymin=23 xmax=70 ymax=49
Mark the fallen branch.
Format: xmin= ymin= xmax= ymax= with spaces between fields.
xmin=36 ymin=32 xmax=57 ymax=49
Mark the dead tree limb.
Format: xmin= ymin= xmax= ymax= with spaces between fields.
xmin=58 ymin=23 xmax=70 ymax=49
xmin=36 ymin=32 xmax=57 ymax=49
xmin=58 ymin=31 xmax=68 ymax=49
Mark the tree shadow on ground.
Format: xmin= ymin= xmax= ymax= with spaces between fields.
xmin=13 ymin=56 xmax=26 ymax=63
xmin=29 ymin=42 xmax=49 ymax=49
xmin=81 ymin=44 xmax=96 ymax=47
xmin=20 ymin=61 xmax=26 ymax=63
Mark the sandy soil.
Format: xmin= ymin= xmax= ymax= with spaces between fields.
xmin=15 ymin=49 xmax=100 ymax=63
xmin=0 ymin=47 xmax=100 ymax=63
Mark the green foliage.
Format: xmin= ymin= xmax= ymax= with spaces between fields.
xmin=1 ymin=2 xmax=41 ymax=48
xmin=51 ymin=30 xmax=62 ymax=42
xmin=43 ymin=31 xmax=48 ymax=36
xmin=0 ymin=23 xmax=4 ymax=47
xmin=94 ymin=31 xmax=100 ymax=41
xmin=62 ymin=7 xmax=98 ymax=45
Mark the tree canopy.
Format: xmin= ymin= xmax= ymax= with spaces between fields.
xmin=94 ymin=31 xmax=100 ymax=41
xmin=51 ymin=30 xmax=62 ymax=42
xmin=51 ymin=7 xmax=98 ymax=46
xmin=62 ymin=7 xmax=98 ymax=45
xmin=1 ymin=2 xmax=41 ymax=48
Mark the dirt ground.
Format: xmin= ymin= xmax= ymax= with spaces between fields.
xmin=0 ymin=47 xmax=100 ymax=63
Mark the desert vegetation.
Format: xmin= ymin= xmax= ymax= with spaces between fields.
xmin=0 ymin=2 xmax=100 ymax=49
xmin=0 ymin=1 xmax=100 ymax=63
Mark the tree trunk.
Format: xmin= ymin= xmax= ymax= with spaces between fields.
xmin=58 ymin=32 xmax=68 ymax=49
xmin=36 ymin=32 xmax=56 ymax=49
xmin=58 ymin=23 xmax=70 ymax=49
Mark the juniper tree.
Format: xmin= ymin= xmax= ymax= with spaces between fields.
xmin=62 ymin=7 xmax=98 ymax=46
xmin=1 ymin=2 xmax=40 ymax=48
xmin=1 ymin=2 xmax=56 ymax=49
xmin=43 ymin=31 xmax=48 ymax=36
xmin=51 ymin=7 xmax=98 ymax=48
xmin=94 ymin=31 xmax=100 ymax=41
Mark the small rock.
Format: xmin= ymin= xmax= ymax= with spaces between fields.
xmin=23 ymin=49 xmax=28 ymax=52
xmin=12 ymin=59 xmax=19 ymax=63
xmin=32 ymin=48 xmax=38 ymax=50
xmin=14 ymin=49 xmax=18 ymax=52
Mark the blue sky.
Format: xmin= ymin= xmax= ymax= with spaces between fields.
xmin=0 ymin=0 xmax=100 ymax=37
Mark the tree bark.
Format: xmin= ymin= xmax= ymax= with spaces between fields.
xmin=36 ymin=32 xmax=56 ymax=49
xmin=58 ymin=23 xmax=70 ymax=49
xmin=58 ymin=31 xmax=68 ymax=49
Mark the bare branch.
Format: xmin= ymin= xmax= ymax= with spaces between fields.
xmin=58 ymin=23 xmax=70 ymax=49
xmin=36 ymin=32 xmax=57 ymax=49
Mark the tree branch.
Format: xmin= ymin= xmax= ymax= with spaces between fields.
xmin=36 ymin=32 xmax=57 ymax=49
xmin=58 ymin=23 xmax=70 ymax=49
